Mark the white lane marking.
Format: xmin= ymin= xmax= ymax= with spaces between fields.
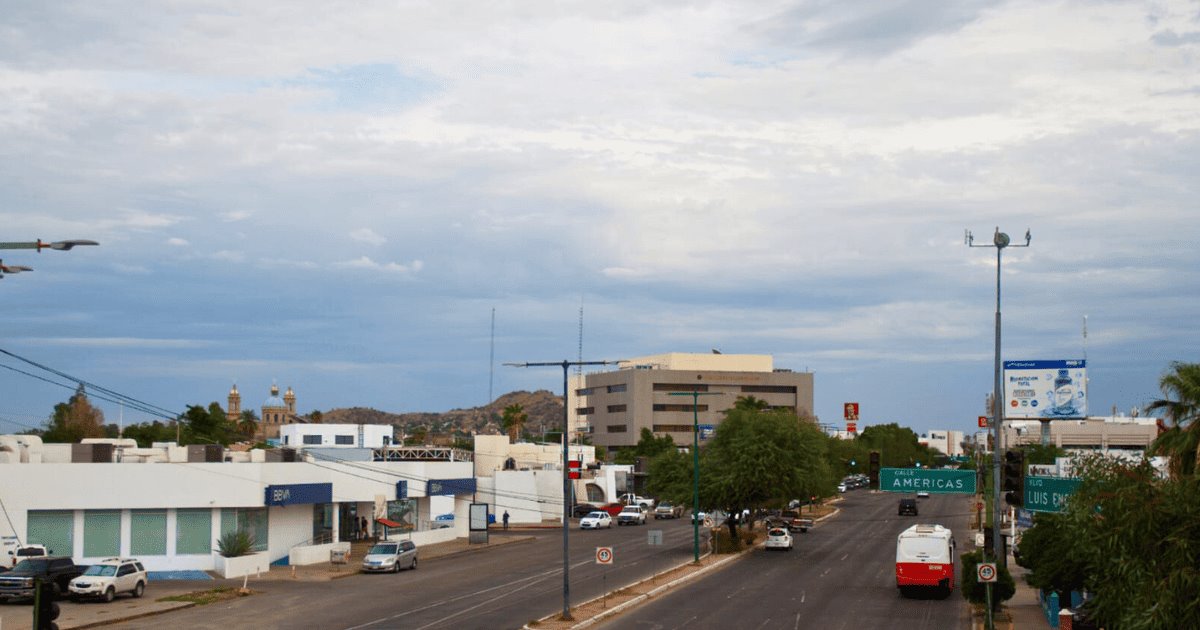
xmin=821 ymin=568 xmax=831 ymax=577
xmin=840 ymin=553 xmax=849 ymax=561
xmin=794 ymin=612 xmax=803 ymax=630
xmin=801 ymin=590 xmax=806 ymax=603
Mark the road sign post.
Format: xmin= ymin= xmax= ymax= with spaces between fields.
xmin=978 ymin=562 xmax=997 ymax=630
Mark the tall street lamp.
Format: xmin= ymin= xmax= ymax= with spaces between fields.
xmin=967 ymin=226 xmax=1030 ymax=567
xmin=506 ymin=358 xmax=614 ymax=622
xmin=668 ymin=390 xmax=725 ymax=564
xmin=0 ymin=239 xmax=99 ymax=252
xmin=0 ymin=260 xmax=34 ymax=279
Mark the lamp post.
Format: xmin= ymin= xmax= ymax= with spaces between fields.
xmin=967 ymin=227 xmax=1030 ymax=567
xmin=668 ymin=390 xmax=724 ymax=564
xmin=0 ymin=260 xmax=34 ymax=279
xmin=506 ymin=358 xmax=613 ymax=621
xmin=0 ymin=239 xmax=99 ymax=251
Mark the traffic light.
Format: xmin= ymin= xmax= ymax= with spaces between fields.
xmin=1003 ymin=449 xmax=1024 ymax=506
xmin=869 ymin=451 xmax=881 ymax=489
xmin=34 ymin=580 xmax=60 ymax=630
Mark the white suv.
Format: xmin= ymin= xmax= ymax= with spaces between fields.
xmin=69 ymin=558 xmax=147 ymax=602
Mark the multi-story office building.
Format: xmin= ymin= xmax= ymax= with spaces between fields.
xmin=575 ymin=353 xmax=815 ymax=456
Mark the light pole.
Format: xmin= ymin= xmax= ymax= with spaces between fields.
xmin=668 ymin=390 xmax=724 ymax=564
xmin=506 ymin=358 xmax=613 ymax=622
xmin=0 ymin=260 xmax=33 ymax=279
xmin=0 ymin=239 xmax=99 ymax=252
xmin=967 ymin=226 xmax=1030 ymax=567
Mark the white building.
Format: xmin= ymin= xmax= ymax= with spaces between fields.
xmin=0 ymin=436 xmax=475 ymax=573
xmin=919 ymin=430 xmax=966 ymax=457
xmin=280 ymin=423 xmax=394 ymax=449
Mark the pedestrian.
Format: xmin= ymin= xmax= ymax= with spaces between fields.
xmin=359 ymin=516 xmax=368 ymax=541
xmin=503 ymin=510 xmax=510 ymax=530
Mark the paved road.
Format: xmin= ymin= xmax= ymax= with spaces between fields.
xmin=117 ymin=517 xmax=701 ymax=630
xmin=595 ymin=491 xmax=974 ymax=630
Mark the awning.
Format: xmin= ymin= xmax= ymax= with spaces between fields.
xmin=375 ymin=518 xmax=403 ymax=528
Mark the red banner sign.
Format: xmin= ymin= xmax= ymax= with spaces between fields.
xmin=844 ymin=402 xmax=859 ymax=421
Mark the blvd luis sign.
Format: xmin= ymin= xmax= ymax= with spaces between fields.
xmin=879 ymin=468 xmax=976 ymax=494
xmin=1024 ymin=476 xmax=1082 ymax=513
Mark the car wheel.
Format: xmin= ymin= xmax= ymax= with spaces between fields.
xmin=103 ymin=587 xmax=115 ymax=603
xmin=133 ymin=582 xmax=145 ymax=598
xmin=410 ymin=557 xmax=417 ymax=570
xmin=393 ymin=560 xmax=400 ymax=573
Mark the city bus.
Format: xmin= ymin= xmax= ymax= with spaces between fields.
xmin=895 ymin=523 xmax=956 ymax=597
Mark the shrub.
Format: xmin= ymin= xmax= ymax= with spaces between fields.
xmin=960 ymin=550 xmax=1015 ymax=610
xmin=217 ymin=530 xmax=256 ymax=558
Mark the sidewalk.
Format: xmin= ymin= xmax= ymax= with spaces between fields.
xmin=972 ymin=553 xmax=1052 ymax=630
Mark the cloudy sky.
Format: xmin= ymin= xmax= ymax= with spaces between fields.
xmin=1 ymin=0 xmax=1197 ymax=438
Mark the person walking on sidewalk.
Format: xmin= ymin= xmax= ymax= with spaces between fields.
xmin=503 ymin=511 xmax=510 ymax=530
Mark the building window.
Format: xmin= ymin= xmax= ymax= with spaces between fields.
xmin=741 ymin=385 xmax=797 ymax=394
xmin=653 ymin=383 xmax=710 ymax=392
xmin=652 ymin=424 xmax=693 ymax=433
xmin=221 ymin=508 xmax=268 ymax=552
xmin=131 ymin=510 xmax=167 ymax=556
xmin=576 ymin=407 xmax=595 ymax=416
xmin=335 ymin=435 xmax=355 ymax=445
xmin=27 ymin=511 xmax=73 ymax=558
xmin=606 ymin=425 xmax=628 ymax=433
xmin=653 ymin=404 xmax=709 ymax=413
xmin=575 ymin=388 xmax=592 ymax=396
xmin=302 ymin=434 xmax=322 ymax=445
xmin=607 ymin=404 xmax=627 ymax=413
xmin=607 ymin=384 xmax=627 ymax=393
xmin=83 ymin=510 xmax=121 ymax=558
xmin=176 ymin=509 xmax=212 ymax=555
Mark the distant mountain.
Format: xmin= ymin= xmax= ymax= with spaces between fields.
xmin=317 ymin=390 xmax=565 ymax=437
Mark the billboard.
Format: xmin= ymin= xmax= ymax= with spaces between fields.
xmin=1003 ymin=360 xmax=1087 ymax=419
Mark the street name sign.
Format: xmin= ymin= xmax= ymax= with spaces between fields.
xmin=1024 ymin=476 xmax=1082 ymax=513
xmin=879 ymin=468 xmax=976 ymax=494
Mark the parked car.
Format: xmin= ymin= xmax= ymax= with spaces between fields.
xmin=618 ymin=493 xmax=656 ymax=510
xmin=617 ymin=505 xmax=647 ymax=526
xmin=68 ymin=558 xmax=147 ymax=602
xmin=837 ymin=483 xmax=847 ymax=493
xmin=780 ymin=510 xmax=812 ymax=533
xmin=654 ymin=503 xmax=683 ymax=519
xmin=899 ymin=498 xmax=919 ymax=516
xmin=432 ymin=513 xmax=455 ymax=529
xmin=580 ymin=511 xmax=613 ymax=530
xmin=599 ymin=503 xmax=626 ymax=517
xmin=572 ymin=503 xmax=599 ymax=518
xmin=5 ymin=544 xmax=47 ymax=569
xmin=0 ymin=556 xmax=83 ymax=602
xmin=361 ymin=540 xmax=418 ymax=573
xmin=764 ymin=527 xmax=794 ymax=551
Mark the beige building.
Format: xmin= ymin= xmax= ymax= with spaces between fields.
xmin=1002 ymin=416 xmax=1158 ymax=456
xmin=228 ymin=383 xmax=298 ymax=442
xmin=575 ymin=353 xmax=815 ymax=456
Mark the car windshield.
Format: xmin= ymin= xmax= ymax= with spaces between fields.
xmin=368 ymin=544 xmax=398 ymax=555
xmin=83 ymin=564 xmax=118 ymax=577
xmin=11 ymin=559 xmax=48 ymax=572
xmin=586 ymin=512 xmax=605 ymax=519
xmin=769 ymin=529 xmax=787 ymax=537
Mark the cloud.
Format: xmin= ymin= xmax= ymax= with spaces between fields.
xmin=166 ymin=237 xmax=189 ymax=247
xmin=221 ymin=210 xmax=251 ymax=222
xmin=334 ymin=256 xmax=423 ymax=274
xmin=24 ymin=337 xmax=211 ymax=349
xmin=349 ymin=227 xmax=386 ymax=246
xmin=211 ymin=250 xmax=245 ymax=263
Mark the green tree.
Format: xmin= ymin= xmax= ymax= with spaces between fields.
xmin=961 ymin=550 xmax=1016 ymax=610
xmin=236 ymin=410 xmax=260 ymax=442
xmin=702 ymin=407 xmax=830 ymax=545
xmin=614 ymin=428 xmax=676 ymax=465
xmin=1146 ymin=361 xmax=1200 ymax=478
xmin=1016 ymin=512 xmax=1086 ymax=604
xmin=41 ymin=385 xmax=107 ymax=443
xmin=1022 ymin=443 xmax=1067 ymax=466
xmin=179 ymin=402 xmax=234 ymax=445
xmin=121 ymin=420 xmax=177 ymax=447
xmin=644 ymin=448 xmax=692 ymax=507
xmin=857 ymin=423 xmax=941 ymax=468
xmin=500 ymin=404 xmax=528 ymax=442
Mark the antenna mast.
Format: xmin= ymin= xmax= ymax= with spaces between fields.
xmin=489 ymin=308 xmax=496 ymax=406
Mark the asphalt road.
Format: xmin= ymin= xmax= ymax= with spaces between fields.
xmin=116 ymin=516 xmax=702 ymax=630
xmin=595 ymin=491 xmax=974 ymax=630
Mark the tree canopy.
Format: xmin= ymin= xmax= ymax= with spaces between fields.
xmin=1147 ymin=361 xmax=1200 ymax=478
xmin=40 ymin=385 xmax=107 ymax=443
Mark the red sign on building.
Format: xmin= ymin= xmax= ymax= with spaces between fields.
xmin=844 ymin=402 xmax=859 ymax=421
xmin=978 ymin=416 xmax=989 ymax=428
xmin=567 ymin=460 xmax=582 ymax=479
xmin=847 ymin=422 xmax=857 ymax=433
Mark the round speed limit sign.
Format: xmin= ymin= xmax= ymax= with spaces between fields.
xmin=595 ymin=546 xmax=613 ymax=565
xmin=977 ymin=562 xmax=997 ymax=583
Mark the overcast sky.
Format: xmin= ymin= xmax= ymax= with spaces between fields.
xmin=2 ymin=0 xmax=1197 ymax=438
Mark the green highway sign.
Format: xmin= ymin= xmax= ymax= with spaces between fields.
xmin=879 ymin=468 xmax=976 ymax=494
xmin=1024 ymin=476 xmax=1082 ymax=513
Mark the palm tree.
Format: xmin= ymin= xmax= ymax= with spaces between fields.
xmin=501 ymin=403 xmax=528 ymax=442
xmin=1146 ymin=362 xmax=1200 ymax=478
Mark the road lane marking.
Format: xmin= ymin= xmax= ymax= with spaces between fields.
xmin=821 ymin=568 xmax=831 ymax=577
xmin=840 ymin=553 xmax=848 ymax=561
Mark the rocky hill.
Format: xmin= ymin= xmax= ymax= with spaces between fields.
xmin=317 ymin=390 xmax=564 ymax=437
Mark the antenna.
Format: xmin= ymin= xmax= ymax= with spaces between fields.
xmin=489 ymin=308 xmax=496 ymax=406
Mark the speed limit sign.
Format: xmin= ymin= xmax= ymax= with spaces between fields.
xmin=977 ymin=562 xmax=997 ymax=583
xmin=595 ymin=546 xmax=613 ymax=565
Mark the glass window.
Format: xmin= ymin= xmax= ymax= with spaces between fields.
xmin=303 ymin=434 xmax=322 ymax=445
xmin=130 ymin=510 xmax=167 ymax=556
xmin=575 ymin=407 xmax=594 ymax=415
xmin=176 ymin=509 xmax=212 ymax=555
xmin=83 ymin=510 xmax=121 ymax=558
xmin=607 ymin=384 xmax=627 ymax=393
xmin=221 ymin=508 xmax=268 ymax=552
xmin=607 ymin=404 xmax=627 ymax=413
xmin=387 ymin=499 xmax=416 ymax=531
xmin=27 ymin=511 xmax=73 ymax=558
xmin=652 ymin=383 xmax=709 ymax=392
xmin=335 ymin=435 xmax=355 ymax=445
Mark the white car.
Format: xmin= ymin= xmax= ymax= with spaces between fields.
xmin=580 ymin=511 xmax=613 ymax=529
xmin=617 ymin=505 xmax=647 ymax=526
xmin=917 ymin=491 xmax=930 ymax=498
xmin=764 ymin=527 xmax=794 ymax=551
xmin=69 ymin=558 xmax=147 ymax=602
xmin=361 ymin=540 xmax=418 ymax=573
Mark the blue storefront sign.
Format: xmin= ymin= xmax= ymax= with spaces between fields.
xmin=428 ymin=478 xmax=476 ymax=496
xmin=396 ymin=480 xmax=408 ymax=500
xmin=264 ymin=483 xmax=332 ymax=506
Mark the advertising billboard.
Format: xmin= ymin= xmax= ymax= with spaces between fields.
xmin=1003 ymin=360 xmax=1087 ymax=419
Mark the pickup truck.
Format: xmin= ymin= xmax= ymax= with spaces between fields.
xmin=618 ymin=494 xmax=655 ymax=510
xmin=654 ymin=503 xmax=683 ymax=519
xmin=0 ymin=557 xmax=84 ymax=602
xmin=777 ymin=510 xmax=813 ymax=533
xmin=616 ymin=505 xmax=647 ymax=526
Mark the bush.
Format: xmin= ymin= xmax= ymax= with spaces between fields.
xmin=960 ymin=550 xmax=1015 ymax=610
xmin=217 ymin=530 xmax=256 ymax=558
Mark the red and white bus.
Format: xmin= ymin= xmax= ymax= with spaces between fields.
xmin=895 ymin=523 xmax=956 ymax=597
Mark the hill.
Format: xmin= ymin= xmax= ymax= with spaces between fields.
xmin=317 ymin=390 xmax=564 ymax=438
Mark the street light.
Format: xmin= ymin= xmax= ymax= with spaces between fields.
xmin=668 ymin=390 xmax=725 ymax=564
xmin=0 ymin=239 xmax=99 ymax=252
xmin=967 ymin=226 xmax=1030 ymax=567
xmin=506 ymin=358 xmax=614 ymax=622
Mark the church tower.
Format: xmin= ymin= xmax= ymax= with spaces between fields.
xmin=227 ymin=384 xmax=241 ymax=420
xmin=284 ymin=386 xmax=296 ymax=415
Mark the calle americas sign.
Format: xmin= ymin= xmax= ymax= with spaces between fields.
xmin=879 ymin=468 xmax=977 ymax=494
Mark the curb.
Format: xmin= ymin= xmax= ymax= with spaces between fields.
xmin=70 ymin=600 xmax=198 ymax=629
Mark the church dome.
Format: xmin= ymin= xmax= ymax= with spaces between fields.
xmin=263 ymin=384 xmax=285 ymax=409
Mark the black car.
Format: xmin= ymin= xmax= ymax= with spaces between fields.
xmin=572 ymin=503 xmax=599 ymax=518
xmin=898 ymin=498 xmax=919 ymax=516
